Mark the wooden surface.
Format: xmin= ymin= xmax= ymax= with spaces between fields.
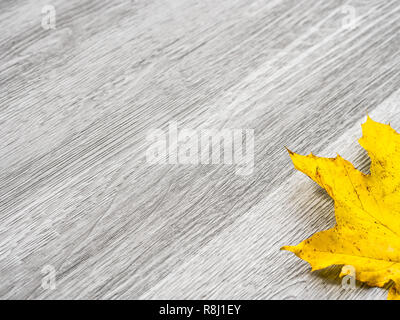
xmin=1 ymin=0 xmax=400 ymax=299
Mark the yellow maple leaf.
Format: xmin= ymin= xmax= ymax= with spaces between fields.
xmin=282 ymin=117 xmax=400 ymax=300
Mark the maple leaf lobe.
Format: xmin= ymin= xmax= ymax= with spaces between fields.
xmin=282 ymin=117 xmax=400 ymax=300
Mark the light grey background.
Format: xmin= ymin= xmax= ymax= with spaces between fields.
xmin=1 ymin=0 xmax=400 ymax=299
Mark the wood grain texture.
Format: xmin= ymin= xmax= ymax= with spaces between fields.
xmin=1 ymin=0 xmax=400 ymax=299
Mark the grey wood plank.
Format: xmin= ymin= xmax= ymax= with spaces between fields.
xmin=141 ymin=95 xmax=400 ymax=300
xmin=1 ymin=0 xmax=400 ymax=299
